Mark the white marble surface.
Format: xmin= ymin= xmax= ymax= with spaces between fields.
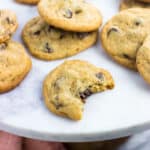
xmin=0 ymin=0 xmax=150 ymax=142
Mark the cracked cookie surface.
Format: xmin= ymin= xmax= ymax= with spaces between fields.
xmin=0 ymin=10 xmax=18 ymax=43
xmin=38 ymin=0 xmax=102 ymax=32
xmin=136 ymin=36 xmax=150 ymax=85
xmin=0 ymin=41 xmax=32 ymax=93
xmin=43 ymin=60 xmax=114 ymax=120
xmin=15 ymin=0 xmax=39 ymax=5
xmin=120 ymin=0 xmax=150 ymax=10
xmin=22 ymin=17 xmax=97 ymax=60
xmin=101 ymin=8 xmax=150 ymax=70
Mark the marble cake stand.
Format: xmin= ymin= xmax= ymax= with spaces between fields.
xmin=1 ymin=0 xmax=150 ymax=142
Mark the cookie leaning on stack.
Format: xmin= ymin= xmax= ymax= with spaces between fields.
xmin=38 ymin=0 xmax=102 ymax=32
xmin=22 ymin=0 xmax=102 ymax=61
xmin=0 ymin=9 xmax=32 ymax=93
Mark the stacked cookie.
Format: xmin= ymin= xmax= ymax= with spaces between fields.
xmin=22 ymin=0 xmax=102 ymax=61
xmin=101 ymin=8 xmax=150 ymax=85
xmin=0 ymin=10 xmax=32 ymax=93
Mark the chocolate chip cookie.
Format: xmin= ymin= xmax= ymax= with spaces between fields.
xmin=120 ymin=0 xmax=150 ymax=10
xmin=38 ymin=0 xmax=102 ymax=32
xmin=43 ymin=60 xmax=114 ymax=120
xmin=136 ymin=35 xmax=150 ymax=85
xmin=16 ymin=0 xmax=39 ymax=5
xmin=22 ymin=17 xmax=97 ymax=60
xmin=0 ymin=10 xmax=18 ymax=43
xmin=0 ymin=41 xmax=32 ymax=93
xmin=101 ymin=8 xmax=150 ymax=70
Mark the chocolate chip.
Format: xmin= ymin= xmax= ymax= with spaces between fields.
xmin=64 ymin=9 xmax=73 ymax=19
xmin=76 ymin=32 xmax=89 ymax=39
xmin=33 ymin=30 xmax=41 ymax=35
xmin=6 ymin=17 xmax=10 ymax=23
xmin=59 ymin=32 xmax=66 ymax=39
xmin=0 ymin=43 xmax=7 ymax=50
xmin=45 ymin=42 xmax=53 ymax=53
xmin=81 ymin=99 xmax=86 ymax=103
xmin=48 ymin=26 xmax=61 ymax=35
xmin=122 ymin=54 xmax=134 ymax=60
xmin=53 ymin=81 xmax=60 ymax=90
xmin=48 ymin=26 xmax=52 ymax=32
xmin=60 ymin=34 xmax=64 ymax=39
xmin=79 ymin=89 xmax=93 ymax=101
xmin=135 ymin=21 xmax=140 ymax=26
xmin=55 ymin=103 xmax=64 ymax=110
xmin=135 ymin=18 xmax=142 ymax=26
xmin=96 ymin=72 xmax=104 ymax=80
xmin=75 ymin=8 xmax=82 ymax=14
xmin=107 ymin=27 xmax=119 ymax=37
xmin=6 ymin=17 xmax=13 ymax=24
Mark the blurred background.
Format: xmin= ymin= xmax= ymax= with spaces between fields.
xmin=65 ymin=130 xmax=150 ymax=150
